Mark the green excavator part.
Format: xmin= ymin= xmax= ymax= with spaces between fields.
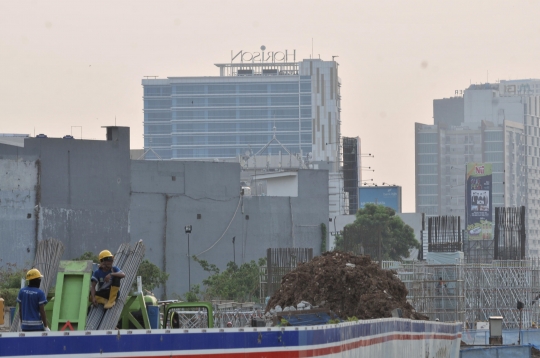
xmin=50 ymin=260 xmax=93 ymax=331
xmin=120 ymin=293 xmax=150 ymax=329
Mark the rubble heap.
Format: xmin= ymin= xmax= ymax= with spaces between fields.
xmin=266 ymin=251 xmax=427 ymax=320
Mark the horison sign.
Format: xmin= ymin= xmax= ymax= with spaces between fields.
xmin=231 ymin=49 xmax=296 ymax=63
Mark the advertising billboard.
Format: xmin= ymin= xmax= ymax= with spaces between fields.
xmin=358 ymin=186 xmax=402 ymax=212
xmin=465 ymin=163 xmax=492 ymax=240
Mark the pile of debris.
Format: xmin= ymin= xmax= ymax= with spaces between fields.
xmin=266 ymin=251 xmax=427 ymax=320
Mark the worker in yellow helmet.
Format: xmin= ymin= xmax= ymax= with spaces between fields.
xmin=17 ymin=268 xmax=49 ymax=331
xmin=90 ymin=250 xmax=125 ymax=309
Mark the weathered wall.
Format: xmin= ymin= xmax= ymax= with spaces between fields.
xmin=0 ymin=127 xmax=130 ymax=266
xmin=1 ymin=128 xmax=329 ymax=301
xmin=0 ymin=158 xmax=39 ymax=266
xmin=130 ymin=162 xmax=329 ymax=298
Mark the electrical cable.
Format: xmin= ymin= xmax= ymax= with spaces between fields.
xmin=196 ymin=195 xmax=242 ymax=257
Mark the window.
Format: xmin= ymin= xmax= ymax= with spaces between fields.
xmin=300 ymin=82 xmax=312 ymax=93
xmin=300 ymin=95 xmax=312 ymax=106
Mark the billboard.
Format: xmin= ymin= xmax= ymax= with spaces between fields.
xmin=465 ymin=163 xmax=492 ymax=240
xmin=358 ymin=186 xmax=402 ymax=212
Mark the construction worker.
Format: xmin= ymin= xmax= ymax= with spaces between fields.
xmin=91 ymin=250 xmax=125 ymax=309
xmin=17 ymin=268 xmax=49 ymax=331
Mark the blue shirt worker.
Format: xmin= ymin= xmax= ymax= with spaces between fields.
xmin=91 ymin=250 xmax=125 ymax=309
xmin=17 ymin=268 xmax=49 ymax=331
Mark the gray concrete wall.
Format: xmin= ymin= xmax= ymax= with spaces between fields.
xmin=1 ymin=128 xmax=329 ymax=301
xmin=130 ymin=163 xmax=329 ymax=298
xmin=0 ymin=127 xmax=131 ymax=266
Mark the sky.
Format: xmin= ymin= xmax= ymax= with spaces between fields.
xmin=1 ymin=0 xmax=540 ymax=212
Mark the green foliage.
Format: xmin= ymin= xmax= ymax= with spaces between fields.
xmin=347 ymin=316 xmax=359 ymax=321
xmin=342 ymin=203 xmax=420 ymax=261
xmin=136 ymin=259 xmax=170 ymax=293
xmin=73 ymin=251 xmax=99 ymax=263
xmin=193 ymin=256 xmax=266 ymax=302
xmin=320 ymin=223 xmax=327 ymax=253
xmin=0 ymin=262 xmax=27 ymax=306
xmin=327 ymin=319 xmax=341 ymax=324
xmin=333 ymin=232 xmax=344 ymax=251
xmin=182 ymin=285 xmax=202 ymax=302
xmin=280 ymin=318 xmax=289 ymax=326
xmin=0 ymin=288 xmax=19 ymax=307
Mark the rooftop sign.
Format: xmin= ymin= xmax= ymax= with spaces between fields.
xmin=231 ymin=47 xmax=296 ymax=63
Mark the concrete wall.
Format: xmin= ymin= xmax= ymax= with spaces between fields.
xmin=0 ymin=127 xmax=130 ymax=265
xmin=1 ymin=127 xmax=329 ymax=300
xmin=130 ymin=162 xmax=329 ymax=298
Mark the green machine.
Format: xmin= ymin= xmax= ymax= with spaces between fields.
xmin=50 ymin=260 xmax=93 ymax=331
xmin=47 ymin=260 xmax=159 ymax=331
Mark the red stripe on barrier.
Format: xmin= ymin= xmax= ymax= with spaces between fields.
xmin=90 ymin=333 xmax=461 ymax=358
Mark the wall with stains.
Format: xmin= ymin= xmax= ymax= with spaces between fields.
xmin=130 ymin=161 xmax=329 ymax=298
xmin=0 ymin=127 xmax=130 ymax=268
xmin=0 ymin=128 xmax=328 ymax=300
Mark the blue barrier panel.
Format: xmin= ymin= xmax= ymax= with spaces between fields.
xmin=521 ymin=330 xmax=540 ymax=346
xmin=460 ymin=345 xmax=531 ymax=358
xmin=462 ymin=330 xmax=520 ymax=345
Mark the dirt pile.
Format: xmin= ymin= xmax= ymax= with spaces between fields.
xmin=266 ymin=251 xmax=427 ymax=320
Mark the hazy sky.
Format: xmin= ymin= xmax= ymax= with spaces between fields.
xmin=2 ymin=0 xmax=540 ymax=212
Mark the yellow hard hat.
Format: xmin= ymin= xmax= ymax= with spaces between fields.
xmin=26 ymin=268 xmax=43 ymax=281
xmin=99 ymin=250 xmax=114 ymax=261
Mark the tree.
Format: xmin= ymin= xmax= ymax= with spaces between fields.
xmin=136 ymin=259 xmax=169 ymax=292
xmin=0 ymin=262 xmax=27 ymax=306
xmin=320 ymin=223 xmax=327 ymax=253
xmin=193 ymin=256 xmax=266 ymax=302
xmin=338 ymin=204 xmax=420 ymax=261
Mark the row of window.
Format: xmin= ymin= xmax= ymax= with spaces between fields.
xmin=167 ymin=95 xmax=312 ymax=107
xmin=170 ymin=108 xmax=312 ymax=120
xmin=418 ymin=154 xmax=438 ymax=164
xmin=164 ymin=82 xmax=309 ymax=95
xmin=168 ymin=120 xmax=312 ymax=133
xmin=171 ymin=145 xmax=312 ymax=159
xmin=417 ymin=132 xmax=438 ymax=144
xmin=417 ymin=196 xmax=438 ymax=205
xmin=484 ymin=131 xmax=503 ymax=141
xmin=417 ymin=185 xmax=438 ymax=195
xmin=172 ymin=133 xmax=312 ymax=146
xmin=484 ymin=142 xmax=503 ymax=151
xmin=417 ymin=165 xmax=438 ymax=174
xmin=417 ymin=143 xmax=438 ymax=154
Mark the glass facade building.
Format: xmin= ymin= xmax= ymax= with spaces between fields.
xmin=142 ymin=58 xmax=341 ymax=169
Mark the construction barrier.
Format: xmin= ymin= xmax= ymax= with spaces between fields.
xmin=460 ymin=345 xmax=532 ymax=358
xmin=0 ymin=318 xmax=461 ymax=358
xmin=463 ymin=329 xmax=540 ymax=346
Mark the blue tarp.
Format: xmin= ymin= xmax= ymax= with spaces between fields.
xmin=282 ymin=312 xmax=336 ymax=326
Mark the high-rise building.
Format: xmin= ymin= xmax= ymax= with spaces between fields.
xmin=416 ymin=79 xmax=537 ymax=256
xmin=342 ymin=137 xmax=361 ymax=213
xmin=142 ymin=53 xmax=341 ymax=172
xmin=433 ymin=97 xmax=464 ymax=127
xmin=142 ymin=50 xmax=349 ymax=215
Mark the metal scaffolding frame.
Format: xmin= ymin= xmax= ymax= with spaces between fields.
xmin=386 ymin=259 xmax=540 ymax=329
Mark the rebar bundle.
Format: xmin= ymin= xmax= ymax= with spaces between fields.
xmin=10 ymin=238 xmax=65 ymax=332
xmin=85 ymin=243 xmax=132 ymax=330
xmin=85 ymin=240 xmax=146 ymax=330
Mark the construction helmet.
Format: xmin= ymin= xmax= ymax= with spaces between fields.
xmin=99 ymin=250 xmax=114 ymax=261
xmin=26 ymin=268 xmax=43 ymax=281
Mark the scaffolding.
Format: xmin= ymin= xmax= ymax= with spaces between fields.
xmin=387 ymin=259 xmax=540 ymax=329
